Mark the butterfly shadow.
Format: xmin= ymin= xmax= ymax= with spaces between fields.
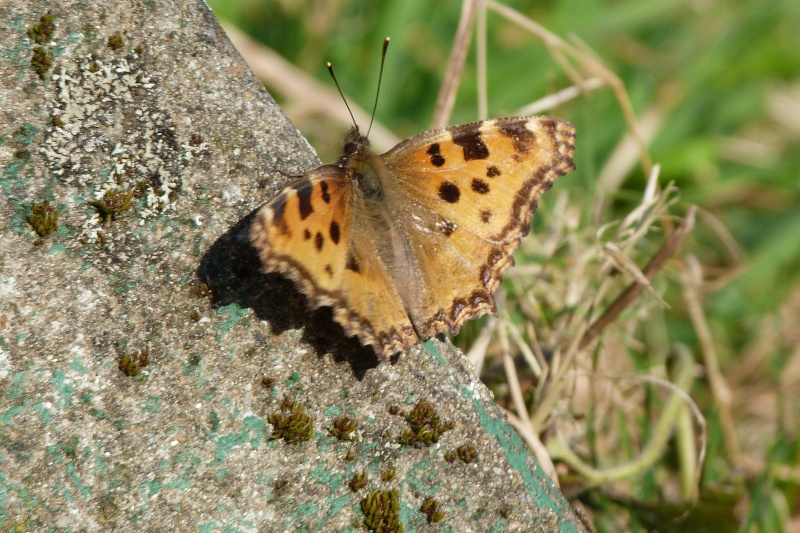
xmin=197 ymin=209 xmax=380 ymax=379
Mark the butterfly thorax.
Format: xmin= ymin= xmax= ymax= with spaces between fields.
xmin=335 ymin=127 xmax=384 ymax=200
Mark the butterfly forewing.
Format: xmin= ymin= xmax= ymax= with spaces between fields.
xmin=379 ymin=117 xmax=576 ymax=339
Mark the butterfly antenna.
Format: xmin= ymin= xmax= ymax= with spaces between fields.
xmin=327 ymin=62 xmax=359 ymax=131
xmin=366 ymin=37 xmax=390 ymax=139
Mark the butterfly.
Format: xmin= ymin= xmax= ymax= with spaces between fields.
xmin=250 ymin=116 xmax=576 ymax=361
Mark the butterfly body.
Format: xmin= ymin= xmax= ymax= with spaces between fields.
xmin=251 ymin=116 xmax=576 ymax=360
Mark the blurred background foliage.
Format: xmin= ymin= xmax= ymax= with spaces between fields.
xmin=208 ymin=0 xmax=800 ymax=530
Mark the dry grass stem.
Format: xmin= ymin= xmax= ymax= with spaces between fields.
xmin=682 ymin=255 xmax=743 ymax=465
xmin=580 ymin=206 xmax=697 ymax=351
xmin=222 ymin=24 xmax=400 ymax=152
xmin=488 ymin=0 xmax=652 ymax=178
xmin=548 ymin=346 xmax=699 ymax=489
xmin=431 ymin=0 xmax=479 ymax=129
xmin=517 ymin=77 xmax=605 ymax=116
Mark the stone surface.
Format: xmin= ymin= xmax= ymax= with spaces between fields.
xmin=0 ymin=0 xmax=586 ymax=531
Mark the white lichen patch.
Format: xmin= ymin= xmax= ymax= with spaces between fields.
xmin=39 ymin=53 xmax=206 ymax=245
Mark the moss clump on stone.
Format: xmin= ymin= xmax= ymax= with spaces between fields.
xmin=399 ymin=398 xmax=453 ymax=447
xmin=420 ymin=496 xmax=445 ymax=523
xmin=107 ymin=33 xmax=124 ymax=50
xmin=381 ymin=466 xmax=396 ymax=482
xmin=445 ymin=444 xmax=478 ymax=463
xmin=27 ymin=12 xmax=55 ymax=44
xmin=119 ymin=348 xmax=150 ymax=377
xmin=28 ymin=200 xmax=59 ymax=237
xmin=349 ymin=471 xmax=368 ymax=492
xmin=31 ymin=46 xmax=53 ymax=79
xmin=268 ymin=396 xmax=313 ymax=443
xmin=260 ymin=375 xmax=276 ymax=390
xmin=90 ymin=189 xmax=133 ymax=222
xmin=330 ymin=415 xmax=356 ymax=440
xmin=361 ymin=489 xmax=403 ymax=533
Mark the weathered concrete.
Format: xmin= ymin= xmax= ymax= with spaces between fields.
xmin=0 ymin=1 xmax=586 ymax=531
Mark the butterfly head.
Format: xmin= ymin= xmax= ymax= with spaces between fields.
xmin=341 ymin=127 xmax=371 ymax=161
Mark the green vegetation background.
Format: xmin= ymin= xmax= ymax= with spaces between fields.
xmin=208 ymin=0 xmax=800 ymax=530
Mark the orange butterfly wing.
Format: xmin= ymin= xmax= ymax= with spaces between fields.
xmin=380 ymin=116 xmax=576 ymax=340
xmin=249 ymin=166 xmax=419 ymax=357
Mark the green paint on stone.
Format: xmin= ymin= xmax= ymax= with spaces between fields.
xmin=491 ymin=520 xmax=509 ymax=532
xmin=243 ymin=415 xmax=266 ymax=448
xmin=285 ymin=371 xmax=300 ymax=388
xmin=140 ymin=479 xmax=162 ymax=496
xmin=12 ymin=123 xmax=40 ymax=144
xmin=462 ymin=387 xmax=581 ymax=532
xmin=66 ymin=462 xmax=91 ymax=500
xmin=213 ymin=303 xmax=249 ymax=338
xmin=52 ymin=371 xmax=74 ymax=408
xmin=405 ymin=460 xmax=440 ymax=495
xmin=0 ymin=404 xmax=25 ymax=426
xmin=46 ymin=243 xmax=67 ymax=254
xmin=70 ymin=357 xmax=88 ymax=373
xmin=323 ymin=405 xmax=340 ymax=417
xmin=142 ymin=395 xmax=161 ymax=413
xmin=310 ymin=463 xmax=344 ymax=490
xmin=423 ymin=338 xmax=447 ymax=365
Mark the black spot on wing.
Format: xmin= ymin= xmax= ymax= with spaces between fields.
xmin=426 ymin=143 xmax=445 ymax=167
xmin=314 ymin=232 xmax=324 ymax=251
xmin=480 ymin=209 xmax=492 ymax=223
xmin=438 ymin=181 xmax=460 ymax=203
xmin=320 ymin=181 xmax=331 ymax=203
xmin=346 ymin=252 xmax=360 ymax=273
xmin=303 ymin=229 xmax=311 ymax=240
xmin=330 ymin=221 xmax=340 ymax=245
xmin=486 ymin=165 xmax=501 ymax=178
xmin=471 ymin=179 xmax=490 ymax=194
xmin=295 ymin=185 xmax=314 ymax=220
xmin=452 ymin=130 xmax=489 ymax=160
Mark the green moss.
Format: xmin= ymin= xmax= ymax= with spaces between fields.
xmin=27 ymin=12 xmax=55 ymax=44
xmin=62 ymin=436 xmax=79 ymax=458
xmin=97 ymin=493 xmax=120 ymax=521
xmin=260 ymin=375 xmax=276 ymax=390
xmin=330 ymin=415 xmax=356 ymax=440
xmin=27 ymin=200 xmax=59 ymax=237
xmin=107 ymin=33 xmax=124 ymax=51
xmin=273 ymin=477 xmax=289 ymax=495
xmin=82 ymin=23 xmax=98 ymax=41
xmin=349 ymin=470 xmax=368 ymax=492
xmin=31 ymin=46 xmax=53 ymax=79
xmin=420 ymin=497 xmax=445 ymax=523
xmin=118 ymin=348 xmax=150 ymax=377
xmin=381 ymin=466 xmax=396 ymax=482
xmin=399 ymin=398 xmax=453 ymax=447
xmin=361 ymin=489 xmax=403 ymax=533
xmin=457 ymin=444 xmax=478 ymax=464
xmin=89 ymin=189 xmax=133 ymax=222
xmin=268 ymin=396 xmax=313 ymax=443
